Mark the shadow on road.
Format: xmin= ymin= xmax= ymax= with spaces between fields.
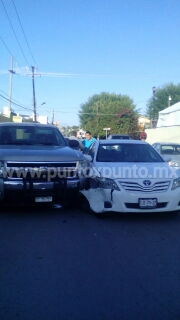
xmin=0 ymin=204 xmax=179 ymax=226
xmin=82 ymin=208 xmax=180 ymax=224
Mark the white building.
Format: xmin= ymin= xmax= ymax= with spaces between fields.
xmin=77 ymin=129 xmax=86 ymax=139
xmin=37 ymin=115 xmax=48 ymax=124
xmin=157 ymin=102 xmax=180 ymax=127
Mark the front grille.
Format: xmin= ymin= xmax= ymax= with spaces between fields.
xmin=2 ymin=179 xmax=68 ymax=204
xmin=119 ymin=181 xmax=170 ymax=193
xmin=5 ymin=161 xmax=77 ymax=180
xmin=6 ymin=162 xmax=76 ymax=168
xmin=125 ymin=202 xmax=168 ymax=209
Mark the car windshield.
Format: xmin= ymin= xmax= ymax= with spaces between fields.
xmin=0 ymin=126 xmax=66 ymax=146
xmin=97 ymin=143 xmax=164 ymax=162
xmin=161 ymin=145 xmax=180 ymax=155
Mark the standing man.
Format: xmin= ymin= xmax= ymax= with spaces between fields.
xmin=82 ymin=131 xmax=96 ymax=152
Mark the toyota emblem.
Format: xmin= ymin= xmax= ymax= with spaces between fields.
xmin=143 ymin=180 xmax=151 ymax=186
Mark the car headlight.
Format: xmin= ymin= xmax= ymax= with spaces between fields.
xmin=168 ymin=161 xmax=179 ymax=167
xmin=172 ymin=178 xmax=180 ymax=190
xmin=77 ymin=160 xmax=88 ymax=168
xmin=76 ymin=160 xmax=90 ymax=177
xmin=0 ymin=161 xmax=4 ymax=176
xmin=97 ymin=177 xmax=120 ymax=191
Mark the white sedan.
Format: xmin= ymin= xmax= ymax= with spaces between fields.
xmin=80 ymin=139 xmax=180 ymax=214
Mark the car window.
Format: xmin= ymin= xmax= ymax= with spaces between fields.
xmin=83 ymin=141 xmax=96 ymax=156
xmin=88 ymin=146 xmax=96 ymax=159
xmin=154 ymin=144 xmax=161 ymax=153
xmin=161 ymin=145 xmax=180 ymax=155
xmin=96 ymin=143 xmax=163 ymax=162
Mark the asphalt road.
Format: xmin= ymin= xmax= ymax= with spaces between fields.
xmin=0 ymin=206 xmax=180 ymax=320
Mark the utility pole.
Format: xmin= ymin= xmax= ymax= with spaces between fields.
xmin=32 ymin=66 xmax=36 ymax=121
xmin=52 ymin=109 xmax=54 ymax=125
xmin=95 ymin=102 xmax=99 ymax=138
xmin=8 ymin=57 xmax=14 ymax=115
xmin=152 ymin=86 xmax=156 ymax=120
xmin=168 ymin=96 xmax=171 ymax=107
xmin=152 ymin=86 xmax=156 ymax=128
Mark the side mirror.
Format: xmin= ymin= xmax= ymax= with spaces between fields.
xmin=68 ymin=139 xmax=79 ymax=148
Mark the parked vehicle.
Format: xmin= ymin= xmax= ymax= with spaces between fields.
xmin=152 ymin=142 xmax=180 ymax=170
xmin=0 ymin=122 xmax=86 ymax=206
xmin=81 ymin=139 xmax=180 ymax=215
xmin=107 ymin=134 xmax=130 ymax=139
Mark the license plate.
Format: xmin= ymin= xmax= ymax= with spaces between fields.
xmin=139 ymin=198 xmax=157 ymax=209
xmin=35 ymin=196 xmax=52 ymax=203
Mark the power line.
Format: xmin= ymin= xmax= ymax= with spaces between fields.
xmin=11 ymin=0 xmax=38 ymax=68
xmin=1 ymin=67 xmax=178 ymax=80
xmin=0 ymin=37 xmax=25 ymax=73
xmin=1 ymin=0 xmax=30 ymax=68
xmin=0 ymin=94 xmax=33 ymax=112
xmin=0 ymin=89 xmax=31 ymax=109
xmin=0 ymin=36 xmax=14 ymax=57
xmin=0 ymin=67 xmax=126 ymax=78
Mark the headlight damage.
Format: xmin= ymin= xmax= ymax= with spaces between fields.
xmin=96 ymin=177 xmax=120 ymax=191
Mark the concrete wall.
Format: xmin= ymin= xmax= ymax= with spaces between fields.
xmin=145 ymin=126 xmax=180 ymax=145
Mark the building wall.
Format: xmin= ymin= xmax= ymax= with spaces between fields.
xmin=0 ymin=115 xmax=10 ymax=122
xmin=37 ymin=116 xmax=48 ymax=124
xmin=138 ymin=116 xmax=151 ymax=130
xmin=145 ymin=126 xmax=180 ymax=144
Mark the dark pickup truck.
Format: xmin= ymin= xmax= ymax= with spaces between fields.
xmin=0 ymin=122 xmax=86 ymax=206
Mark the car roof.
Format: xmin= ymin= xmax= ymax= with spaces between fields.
xmin=0 ymin=122 xmax=55 ymax=128
xmin=98 ymin=139 xmax=146 ymax=145
xmin=109 ymin=134 xmax=129 ymax=136
xmin=154 ymin=142 xmax=180 ymax=146
xmin=108 ymin=134 xmax=129 ymax=137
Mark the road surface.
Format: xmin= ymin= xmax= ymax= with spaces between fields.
xmin=0 ymin=206 xmax=180 ymax=320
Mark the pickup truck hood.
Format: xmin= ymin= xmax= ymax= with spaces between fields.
xmin=0 ymin=146 xmax=84 ymax=162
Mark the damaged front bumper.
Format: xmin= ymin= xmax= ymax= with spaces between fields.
xmin=80 ymin=185 xmax=180 ymax=214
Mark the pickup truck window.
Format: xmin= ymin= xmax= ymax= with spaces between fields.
xmin=0 ymin=125 xmax=66 ymax=146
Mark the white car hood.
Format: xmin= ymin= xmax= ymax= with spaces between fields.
xmin=93 ymin=162 xmax=180 ymax=180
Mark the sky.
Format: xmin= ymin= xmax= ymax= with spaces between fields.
xmin=0 ymin=0 xmax=180 ymax=127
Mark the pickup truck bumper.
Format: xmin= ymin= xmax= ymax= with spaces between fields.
xmin=0 ymin=178 xmax=80 ymax=205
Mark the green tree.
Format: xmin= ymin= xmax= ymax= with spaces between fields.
xmin=23 ymin=117 xmax=34 ymax=122
xmin=146 ymin=83 xmax=180 ymax=119
xmin=72 ymin=125 xmax=79 ymax=131
xmin=79 ymin=92 xmax=139 ymax=138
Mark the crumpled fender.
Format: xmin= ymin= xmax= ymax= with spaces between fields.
xmin=80 ymin=189 xmax=106 ymax=213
